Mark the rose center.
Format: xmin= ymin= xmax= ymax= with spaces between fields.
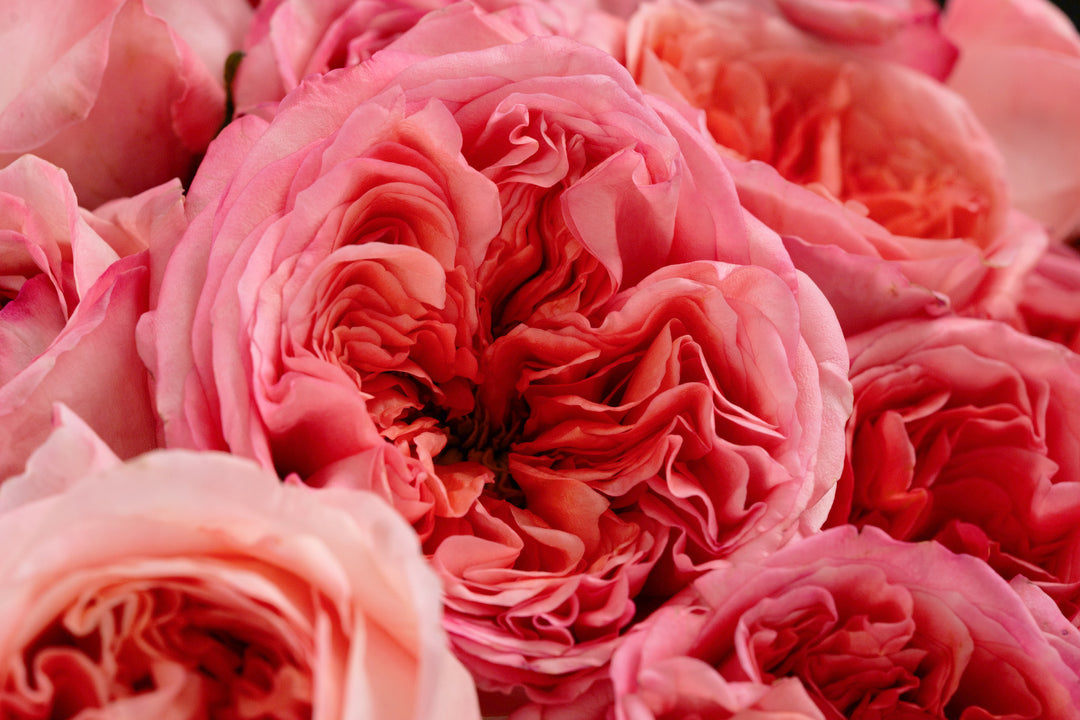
xmin=8 ymin=579 xmax=313 ymax=720
xmin=436 ymin=404 xmax=529 ymax=508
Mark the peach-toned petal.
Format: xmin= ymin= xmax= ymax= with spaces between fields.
xmin=0 ymin=423 xmax=480 ymax=719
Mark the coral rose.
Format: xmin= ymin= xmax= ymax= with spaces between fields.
xmin=609 ymin=526 xmax=1080 ymax=719
xmin=147 ymin=5 xmax=850 ymax=710
xmin=827 ymin=316 xmax=1080 ymax=606
xmin=625 ymin=0 xmax=1044 ymax=333
xmin=0 ymin=0 xmax=252 ymax=208
xmin=436 ymin=257 xmax=848 ymax=709
xmin=0 ymin=409 xmax=480 ymax=719
xmin=0 ymin=155 xmax=183 ymax=480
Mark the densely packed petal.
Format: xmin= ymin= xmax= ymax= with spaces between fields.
xmin=147 ymin=5 xmax=851 ymax=710
xmin=610 ymin=526 xmax=1080 ymax=719
xmin=829 ymin=316 xmax=1080 ymax=616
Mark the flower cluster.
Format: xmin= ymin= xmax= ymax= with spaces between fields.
xmin=1 ymin=0 xmax=1080 ymax=718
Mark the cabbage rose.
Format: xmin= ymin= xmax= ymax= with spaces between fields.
xmin=610 ymin=526 xmax=1080 ymax=719
xmin=147 ymin=6 xmax=851 ymax=709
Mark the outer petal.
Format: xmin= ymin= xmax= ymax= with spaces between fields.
xmin=773 ymin=0 xmax=957 ymax=77
xmin=943 ymin=0 xmax=1080 ymax=242
xmin=0 ymin=0 xmax=120 ymax=151
xmin=0 ymin=404 xmax=120 ymax=512
xmin=0 ymin=161 xmax=180 ymax=481
xmin=1017 ymin=243 xmax=1080 ymax=352
xmin=0 ymin=0 xmax=250 ymax=207
xmin=625 ymin=0 xmax=1037 ymax=332
xmin=0 ymin=253 xmax=155 ymax=480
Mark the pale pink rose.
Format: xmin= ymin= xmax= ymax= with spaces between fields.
xmin=1016 ymin=243 xmax=1080 ymax=352
xmin=625 ymin=0 xmax=1044 ymax=333
xmin=0 ymin=410 xmax=480 ymax=719
xmin=233 ymin=0 xmax=629 ymax=111
xmin=147 ymin=6 xmax=850 ymax=710
xmin=943 ymin=0 xmax=1080 ymax=242
xmin=0 ymin=0 xmax=252 ymax=208
xmin=0 ymin=155 xmax=184 ymax=480
xmin=826 ymin=316 xmax=1080 ymax=602
xmin=609 ymin=526 xmax=1080 ymax=719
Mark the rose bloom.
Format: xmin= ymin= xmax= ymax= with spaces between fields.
xmin=826 ymin=315 xmax=1080 ymax=611
xmin=0 ymin=0 xmax=252 ymax=208
xmin=233 ymin=0 xmax=449 ymax=109
xmin=625 ymin=0 xmax=1045 ymax=334
xmin=0 ymin=154 xmax=183 ymax=480
xmin=147 ymin=5 xmax=851 ymax=709
xmin=608 ymin=526 xmax=1080 ymax=720
xmin=943 ymin=0 xmax=1080 ymax=242
xmin=233 ymin=0 xmax=629 ymax=111
xmin=0 ymin=408 xmax=480 ymax=719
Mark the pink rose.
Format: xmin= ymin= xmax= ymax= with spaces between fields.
xmin=943 ymin=0 xmax=1080 ymax=242
xmin=0 ymin=155 xmax=183 ymax=480
xmin=826 ymin=316 xmax=1080 ymax=599
xmin=0 ymin=0 xmax=252 ymax=208
xmin=609 ymin=526 xmax=1080 ymax=719
xmin=625 ymin=0 xmax=1044 ymax=333
xmin=0 ymin=409 xmax=480 ymax=719
xmin=147 ymin=6 xmax=850 ymax=709
xmin=233 ymin=0 xmax=629 ymax=111
xmin=1016 ymin=243 xmax=1080 ymax=352
xmin=233 ymin=0 xmax=447 ymax=109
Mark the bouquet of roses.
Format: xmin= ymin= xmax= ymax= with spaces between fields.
xmin=2 ymin=0 xmax=1080 ymax=717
